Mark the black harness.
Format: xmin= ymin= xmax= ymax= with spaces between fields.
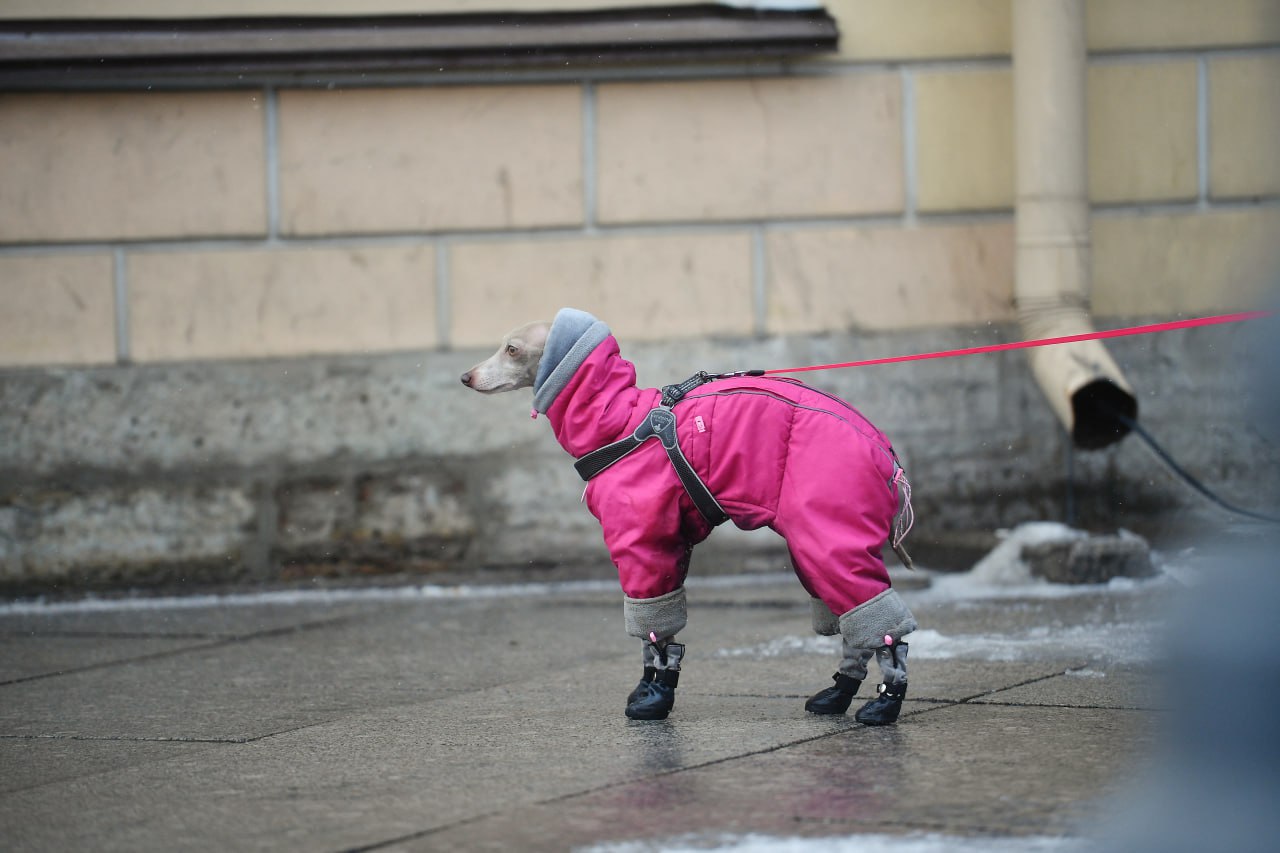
xmin=573 ymin=370 xmax=762 ymax=527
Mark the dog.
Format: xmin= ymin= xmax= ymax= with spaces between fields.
xmin=462 ymin=308 xmax=918 ymax=722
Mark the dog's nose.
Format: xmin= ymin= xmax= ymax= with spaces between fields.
xmin=460 ymin=372 xmax=472 ymax=387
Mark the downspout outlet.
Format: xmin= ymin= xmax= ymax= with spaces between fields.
xmin=1014 ymin=0 xmax=1137 ymax=450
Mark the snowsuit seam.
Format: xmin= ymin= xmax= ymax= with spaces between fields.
xmin=679 ymin=391 xmax=788 ymax=522
xmin=685 ymin=388 xmax=884 ymax=447
xmin=778 ymin=398 xmax=797 ymax=508
xmin=687 ymin=387 xmax=900 ymax=482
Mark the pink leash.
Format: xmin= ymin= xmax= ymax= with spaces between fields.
xmin=761 ymin=311 xmax=1271 ymax=376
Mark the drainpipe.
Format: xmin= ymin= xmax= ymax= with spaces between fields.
xmin=1013 ymin=0 xmax=1137 ymax=449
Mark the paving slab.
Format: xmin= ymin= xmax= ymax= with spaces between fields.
xmin=0 ymin=572 xmax=1176 ymax=853
xmin=0 ymin=599 xmax=632 ymax=741
xmin=973 ymin=664 xmax=1165 ymax=710
xmin=0 ymin=664 xmax=886 ymax=853
xmin=0 ymin=635 xmax=220 ymax=684
xmin=406 ymin=702 xmax=1154 ymax=851
xmin=0 ymin=598 xmax=388 ymax=638
xmin=0 ymin=737 xmax=223 ymax=795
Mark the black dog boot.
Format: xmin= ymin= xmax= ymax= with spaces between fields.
xmin=854 ymin=680 xmax=907 ymax=725
xmin=854 ymin=641 xmax=908 ymax=726
xmin=625 ymin=640 xmax=683 ymax=720
xmin=805 ymin=673 xmax=863 ymax=715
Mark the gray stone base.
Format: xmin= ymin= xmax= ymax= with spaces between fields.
xmin=1 ymin=318 xmax=1275 ymax=593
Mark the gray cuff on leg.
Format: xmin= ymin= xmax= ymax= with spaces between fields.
xmin=840 ymin=644 xmax=874 ymax=680
xmin=811 ymin=598 xmax=841 ymax=636
xmin=624 ymin=587 xmax=688 ymax=639
xmin=838 ymin=588 xmax=918 ymax=649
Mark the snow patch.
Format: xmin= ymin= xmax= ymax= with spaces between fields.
xmin=715 ymin=635 xmax=840 ymax=659
xmin=915 ymin=521 xmax=1180 ymax=604
xmin=903 ymin=624 xmax=1157 ymax=664
xmin=716 ymin=623 xmax=1159 ymax=665
xmin=969 ymin=521 xmax=1087 ymax=585
xmin=580 ymin=831 xmax=1091 ymax=853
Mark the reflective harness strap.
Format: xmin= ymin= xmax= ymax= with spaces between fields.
xmin=574 ymin=405 xmax=728 ymax=528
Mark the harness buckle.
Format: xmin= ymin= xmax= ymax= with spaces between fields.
xmin=658 ymin=369 xmax=762 ymax=406
xmin=660 ymin=372 xmax=712 ymax=407
xmin=633 ymin=406 xmax=679 ymax=450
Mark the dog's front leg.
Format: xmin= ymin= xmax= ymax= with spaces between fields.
xmin=625 ymin=633 xmax=683 ymax=721
xmin=622 ymin=588 xmax=687 ymax=721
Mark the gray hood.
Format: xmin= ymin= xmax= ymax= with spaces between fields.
xmin=531 ymin=308 xmax=611 ymax=414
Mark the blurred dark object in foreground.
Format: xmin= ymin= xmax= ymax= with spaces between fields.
xmin=1099 ymin=291 xmax=1280 ymax=852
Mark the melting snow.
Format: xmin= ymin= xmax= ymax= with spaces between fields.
xmin=715 ymin=623 xmax=1159 ymax=665
xmin=581 ymin=831 xmax=1091 ymax=853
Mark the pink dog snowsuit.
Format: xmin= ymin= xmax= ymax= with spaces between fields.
xmin=532 ymin=309 xmax=918 ymax=674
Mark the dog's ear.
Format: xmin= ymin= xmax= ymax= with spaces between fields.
xmin=506 ymin=318 xmax=547 ymax=358
xmin=523 ymin=322 xmax=550 ymax=352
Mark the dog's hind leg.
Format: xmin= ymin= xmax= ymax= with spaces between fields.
xmin=805 ymin=640 xmax=874 ymax=715
xmin=855 ymin=640 xmax=909 ymax=726
xmin=834 ymin=588 xmax=917 ymax=726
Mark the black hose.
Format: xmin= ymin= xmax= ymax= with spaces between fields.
xmin=1114 ymin=412 xmax=1280 ymax=525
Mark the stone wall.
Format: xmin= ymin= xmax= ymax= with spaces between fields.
xmin=1 ymin=0 xmax=1278 ymax=592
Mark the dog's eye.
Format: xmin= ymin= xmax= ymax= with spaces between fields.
xmin=506 ymin=344 xmax=519 ymax=356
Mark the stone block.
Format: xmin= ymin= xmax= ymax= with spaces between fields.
xmin=596 ymin=75 xmax=902 ymax=223
xmin=0 ymin=505 xmax=16 ymax=569
xmin=1024 ymin=534 xmax=1155 ymax=584
xmin=449 ymin=232 xmax=754 ymax=347
xmin=913 ymin=68 xmax=1014 ymax=212
xmin=0 ymin=254 xmax=116 ymax=368
xmin=278 ymin=85 xmax=582 ymax=235
xmin=1092 ymin=208 xmax=1280 ymax=317
xmin=0 ymin=91 xmax=266 ymax=243
xmin=1086 ymin=0 xmax=1280 ymax=51
xmin=472 ymin=459 xmax=609 ymax=568
xmin=275 ymin=478 xmax=353 ymax=549
xmin=273 ymin=469 xmax=477 ymax=575
xmin=828 ymin=0 xmax=1010 ymax=60
xmin=1089 ymin=60 xmax=1199 ymax=204
xmin=128 ymin=245 xmax=436 ymax=361
xmin=0 ymin=485 xmax=257 ymax=589
xmin=765 ymin=221 xmax=1015 ymax=334
xmin=1209 ymin=55 xmax=1280 ymax=199
xmin=352 ymin=471 xmax=474 ymax=546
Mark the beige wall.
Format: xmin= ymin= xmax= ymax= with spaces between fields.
xmin=2 ymin=1 xmax=1279 ymax=368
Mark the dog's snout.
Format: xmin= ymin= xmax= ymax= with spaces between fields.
xmin=460 ymin=371 xmax=472 ymax=387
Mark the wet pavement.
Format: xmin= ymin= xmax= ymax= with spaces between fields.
xmin=0 ymin=562 xmax=1186 ymax=852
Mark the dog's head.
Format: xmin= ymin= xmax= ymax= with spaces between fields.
xmin=460 ymin=320 xmax=551 ymax=394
